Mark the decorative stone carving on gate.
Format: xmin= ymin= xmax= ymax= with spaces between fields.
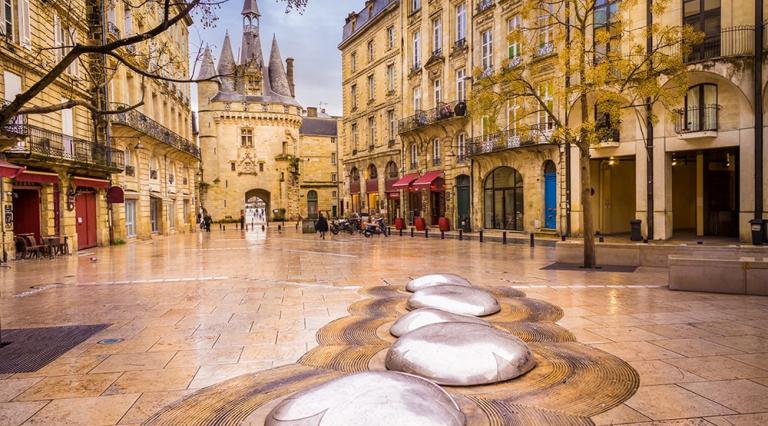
xmin=238 ymin=151 xmax=259 ymax=176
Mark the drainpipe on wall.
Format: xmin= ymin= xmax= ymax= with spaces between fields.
xmin=564 ymin=2 xmax=572 ymax=237
xmin=645 ymin=0 xmax=654 ymax=241
xmin=751 ymin=0 xmax=766 ymax=245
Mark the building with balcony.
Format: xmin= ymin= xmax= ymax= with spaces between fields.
xmin=0 ymin=0 xmax=131 ymax=256
xmin=339 ymin=0 xmax=403 ymax=222
xmin=105 ymin=0 xmax=197 ymax=241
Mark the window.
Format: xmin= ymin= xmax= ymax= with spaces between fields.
xmin=433 ymin=79 xmax=441 ymax=104
xmin=367 ymin=75 xmax=375 ymax=100
xmin=368 ymin=116 xmax=376 ymax=147
xmin=413 ymin=86 xmax=422 ymax=111
xmin=484 ymin=167 xmax=524 ymax=231
xmin=457 ymin=133 xmax=467 ymax=161
xmin=594 ymin=0 xmax=620 ymax=60
xmin=386 ymin=64 xmax=395 ymax=92
xmin=538 ymin=4 xmax=554 ymax=55
xmin=481 ymin=29 xmax=493 ymax=72
xmin=231 ymin=162 xmax=236 ymax=171
xmin=387 ymin=110 xmax=396 ymax=141
xmin=456 ymin=3 xmax=466 ymax=42
xmin=331 ymin=173 xmax=337 ymax=182
xmin=149 ymin=157 xmax=159 ymax=179
xmin=387 ymin=161 xmax=399 ymax=179
xmin=432 ymin=17 xmax=442 ymax=54
xmin=14 ymin=0 xmax=29 ymax=47
xmin=124 ymin=148 xmax=134 ymax=174
xmin=508 ymin=15 xmax=521 ymax=61
xmin=351 ymin=123 xmax=359 ymax=151
xmin=537 ymin=81 xmax=555 ymax=132
xmin=125 ymin=200 xmax=136 ymax=237
xmin=331 ymin=152 xmax=337 ymax=164
xmin=53 ymin=14 xmax=78 ymax=75
xmin=350 ymin=52 xmax=357 ymax=72
xmin=410 ymin=144 xmax=419 ymax=169
xmin=259 ymin=163 xmax=264 ymax=172
xmin=411 ymin=0 xmax=421 ymax=13
xmin=682 ymin=83 xmax=718 ymax=132
xmin=412 ymin=31 xmax=421 ymax=68
xmin=507 ymin=99 xmax=520 ymax=135
xmin=241 ymin=128 xmax=254 ymax=147
xmin=684 ymin=0 xmax=721 ymax=61
xmin=124 ymin=5 xmax=133 ymax=36
xmin=432 ymin=138 xmax=441 ymax=166
xmin=183 ymin=200 xmax=190 ymax=223
xmin=595 ymin=104 xmax=620 ymax=141
xmin=168 ymin=202 xmax=176 ymax=230
xmin=307 ymin=190 xmax=318 ymax=219
xmin=367 ymin=40 xmax=375 ymax=62
xmin=456 ymin=68 xmax=466 ymax=101
xmin=387 ymin=26 xmax=395 ymax=50
xmin=1 ymin=0 xmax=13 ymax=40
xmin=350 ymin=84 xmax=358 ymax=109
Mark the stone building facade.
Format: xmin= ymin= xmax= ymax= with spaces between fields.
xmin=341 ymin=0 xmax=768 ymax=243
xmin=339 ymin=0 xmax=403 ymax=223
xmin=298 ymin=107 xmax=341 ymax=219
xmin=197 ymin=0 xmax=339 ymax=223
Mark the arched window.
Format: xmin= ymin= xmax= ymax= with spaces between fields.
xmin=368 ymin=164 xmax=378 ymax=179
xmin=483 ymin=167 xmax=524 ymax=230
xmin=386 ymin=161 xmax=398 ymax=179
xmin=307 ymin=190 xmax=318 ymax=219
xmin=432 ymin=138 xmax=441 ymax=166
xmin=409 ymin=144 xmax=419 ymax=170
xmin=350 ymin=167 xmax=360 ymax=182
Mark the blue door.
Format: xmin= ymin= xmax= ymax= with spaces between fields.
xmin=544 ymin=162 xmax=557 ymax=229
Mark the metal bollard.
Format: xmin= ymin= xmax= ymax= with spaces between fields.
xmin=503 ymin=232 xmax=507 ymax=245
xmin=530 ymin=233 xmax=535 ymax=247
xmin=425 ymin=229 xmax=429 ymax=239
xmin=411 ymin=227 xmax=414 ymax=238
xmin=561 ymin=234 xmax=566 ymax=242
xmin=479 ymin=230 xmax=483 ymax=243
xmin=223 ymin=225 xmax=226 ymax=231
xmin=262 ymin=225 xmax=265 ymax=231
xmin=459 ymin=229 xmax=463 ymax=241
xmin=441 ymin=230 xmax=445 ymax=240
xmin=599 ymin=233 xmax=605 ymax=243
xmin=399 ymin=228 xmax=403 ymax=237
xmin=387 ymin=227 xmax=391 ymax=236
xmin=278 ymin=225 xmax=282 ymax=232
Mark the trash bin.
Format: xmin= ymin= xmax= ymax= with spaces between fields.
xmin=750 ymin=219 xmax=766 ymax=245
xmin=630 ymin=219 xmax=643 ymax=242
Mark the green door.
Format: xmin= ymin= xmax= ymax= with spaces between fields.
xmin=456 ymin=175 xmax=470 ymax=231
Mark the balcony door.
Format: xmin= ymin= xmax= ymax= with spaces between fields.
xmin=684 ymin=0 xmax=720 ymax=61
xmin=61 ymin=105 xmax=73 ymax=158
xmin=684 ymin=84 xmax=718 ymax=132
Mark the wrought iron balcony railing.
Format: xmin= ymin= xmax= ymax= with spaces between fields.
xmin=476 ymin=0 xmax=494 ymax=14
xmin=5 ymin=125 xmax=125 ymax=170
xmin=536 ymin=41 xmax=555 ymax=57
xmin=466 ymin=125 xmax=556 ymax=156
xmin=388 ymin=139 xmax=397 ymax=148
xmin=1 ymin=99 xmax=29 ymax=138
xmin=125 ymin=165 xmax=135 ymax=176
xmin=109 ymin=105 xmax=200 ymax=159
xmin=453 ymin=38 xmax=467 ymax=53
xmin=685 ymin=26 xmax=755 ymax=63
xmin=398 ymin=100 xmax=468 ymax=134
xmin=674 ymin=105 xmax=720 ymax=134
xmin=107 ymin=22 xmax=121 ymax=40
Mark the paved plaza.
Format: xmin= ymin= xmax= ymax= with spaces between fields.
xmin=0 ymin=229 xmax=767 ymax=425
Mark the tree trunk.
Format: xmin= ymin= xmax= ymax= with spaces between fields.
xmin=580 ymin=149 xmax=597 ymax=268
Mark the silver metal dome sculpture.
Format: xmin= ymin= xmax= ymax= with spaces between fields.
xmin=385 ymin=322 xmax=537 ymax=386
xmin=264 ymin=371 xmax=466 ymax=426
xmin=408 ymin=285 xmax=500 ymax=316
xmin=389 ymin=308 xmax=490 ymax=337
xmin=406 ymin=273 xmax=472 ymax=292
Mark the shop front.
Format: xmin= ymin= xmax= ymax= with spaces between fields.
xmin=385 ymin=178 xmax=400 ymax=224
xmin=412 ymin=171 xmax=445 ymax=226
xmin=392 ymin=173 xmax=419 ymax=225
xmin=350 ymin=167 xmax=361 ymax=214
xmin=73 ymin=177 xmax=109 ymax=250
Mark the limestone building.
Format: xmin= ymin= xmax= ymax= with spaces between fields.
xmin=339 ymin=0 xmax=403 ymax=223
xmin=341 ymin=0 xmax=768 ymax=243
xmin=198 ymin=0 xmax=339 ymax=223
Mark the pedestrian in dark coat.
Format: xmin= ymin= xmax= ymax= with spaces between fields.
xmin=315 ymin=214 xmax=329 ymax=240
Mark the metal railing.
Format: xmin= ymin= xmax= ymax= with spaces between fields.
xmin=398 ymin=101 xmax=469 ymax=134
xmin=430 ymin=48 xmax=443 ymax=59
xmin=109 ymin=105 xmax=200 ymax=158
xmin=685 ymin=26 xmax=755 ymax=63
xmin=453 ymin=38 xmax=467 ymax=53
xmin=466 ymin=124 xmax=556 ymax=156
xmin=388 ymin=139 xmax=397 ymax=148
xmin=476 ymin=0 xmax=494 ymax=14
xmin=674 ymin=105 xmax=720 ymax=134
xmin=1 ymin=99 xmax=28 ymax=137
xmin=536 ymin=41 xmax=555 ymax=57
xmin=5 ymin=125 xmax=125 ymax=170
xmin=107 ymin=22 xmax=121 ymax=40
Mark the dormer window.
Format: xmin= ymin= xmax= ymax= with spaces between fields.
xmin=246 ymin=75 xmax=260 ymax=95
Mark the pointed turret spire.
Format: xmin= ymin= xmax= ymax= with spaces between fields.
xmin=268 ymin=34 xmax=291 ymax=97
xmin=196 ymin=46 xmax=217 ymax=81
xmin=242 ymin=0 xmax=260 ymax=17
xmin=217 ymin=32 xmax=237 ymax=92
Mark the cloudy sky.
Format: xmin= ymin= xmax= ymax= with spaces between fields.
xmin=189 ymin=0 xmax=353 ymax=116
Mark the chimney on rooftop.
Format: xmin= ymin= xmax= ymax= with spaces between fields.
xmin=307 ymin=107 xmax=318 ymax=117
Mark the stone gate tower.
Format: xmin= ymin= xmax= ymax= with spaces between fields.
xmin=197 ymin=0 xmax=303 ymax=222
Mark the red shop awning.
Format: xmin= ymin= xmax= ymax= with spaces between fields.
xmin=73 ymin=177 xmax=110 ymax=189
xmin=350 ymin=181 xmax=361 ymax=194
xmin=365 ymin=179 xmax=378 ymax=193
xmin=15 ymin=170 xmax=59 ymax=184
xmin=0 ymin=160 xmax=24 ymax=178
xmin=412 ymin=170 xmax=444 ymax=190
xmin=107 ymin=186 xmax=125 ymax=203
xmin=391 ymin=173 xmax=420 ymax=190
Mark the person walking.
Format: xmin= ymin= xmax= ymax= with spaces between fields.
xmin=296 ymin=214 xmax=302 ymax=231
xmin=204 ymin=215 xmax=213 ymax=233
xmin=315 ymin=213 xmax=329 ymax=240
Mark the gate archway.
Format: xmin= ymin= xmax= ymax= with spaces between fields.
xmin=245 ymin=189 xmax=271 ymax=224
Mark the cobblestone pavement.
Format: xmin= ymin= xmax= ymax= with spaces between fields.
xmin=0 ymin=229 xmax=766 ymax=425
